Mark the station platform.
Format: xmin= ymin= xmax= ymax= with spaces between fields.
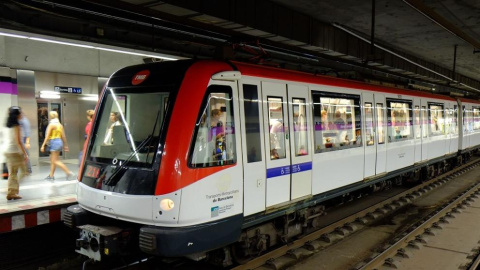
xmin=0 ymin=159 xmax=78 ymax=233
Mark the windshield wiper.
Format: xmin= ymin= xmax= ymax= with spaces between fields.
xmin=103 ymin=135 xmax=153 ymax=186
xmin=103 ymin=109 xmax=162 ymax=187
xmin=145 ymin=109 xmax=161 ymax=162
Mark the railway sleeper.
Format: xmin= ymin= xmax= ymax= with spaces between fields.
xmin=383 ymin=257 xmax=400 ymax=269
xmin=286 ymin=248 xmax=313 ymax=260
xmin=305 ymin=240 xmax=329 ymax=251
xmin=266 ymin=256 xmax=296 ymax=270
xmin=396 ymin=248 xmax=412 ymax=258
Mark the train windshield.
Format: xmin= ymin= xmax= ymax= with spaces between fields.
xmin=88 ymin=87 xmax=170 ymax=166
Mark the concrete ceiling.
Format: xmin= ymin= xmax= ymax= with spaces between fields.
xmin=2 ymin=0 xmax=480 ymax=97
xmin=270 ymin=0 xmax=480 ymax=88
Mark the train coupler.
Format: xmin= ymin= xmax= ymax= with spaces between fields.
xmin=76 ymin=224 xmax=135 ymax=261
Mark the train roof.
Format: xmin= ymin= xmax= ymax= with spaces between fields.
xmin=107 ymin=59 xmax=473 ymax=103
xmin=458 ymin=97 xmax=480 ymax=105
xmin=231 ymin=61 xmax=457 ymax=102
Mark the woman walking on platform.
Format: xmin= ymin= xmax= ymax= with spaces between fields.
xmin=40 ymin=111 xmax=75 ymax=180
xmin=4 ymin=106 xmax=29 ymax=200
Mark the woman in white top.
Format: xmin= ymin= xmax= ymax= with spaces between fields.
xmin=4 ymin=106 xmax=29 ymax=200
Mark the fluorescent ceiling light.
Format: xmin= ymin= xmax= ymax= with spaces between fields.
xmin=30 ymin=37 xmax=95 ymax=49
xmin=0 ymin=32 xmax=28 ymax=39
xmin=0 ymin=28 xmax=179 ymax=61
xmin=40 ymin=93 xmax=60 ymax=99
xmin=80 ymin=95 xmax=98 ymax=101
xmin=97 ymin=47 xmax=177 ymax=61
xmin=40 ymin=90 xmax=58 ymax=95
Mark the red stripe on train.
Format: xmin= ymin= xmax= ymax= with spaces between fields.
xmin=156 ymin=61 xmax=235 ymax=195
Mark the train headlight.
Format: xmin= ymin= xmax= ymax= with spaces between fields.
xmin=160 ymin=199 xmax=175 ymax=211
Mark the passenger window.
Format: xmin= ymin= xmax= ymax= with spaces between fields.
xmin=312 ymin=91 xmax=361 ymax=153
xmin=292 ymin=98 xmax=308 ymax=156
xmin=243 ymin=84 xmax=262 ymax=163
xmin=422 ymin=106 xmax=428 ymax=138
xmin=364 ymin=103 xmax=374 ymax=146
xmin=428 ymin=103 xmax=444 ymax=136
xmin=377 ymin=103 xmax=385 ymax=144
xmin=190 ymin=85 xmax=236 ymax=168
xmin=387 ymin=99 xmax=413 ymax=142
xmin=445 ymin=108 xmax=452 ymax=135
xmin=267 ymin=97 xmax=286 ymax=160
xmin=464 ymin=106 xmax=473 ymax=132
xmin=473 ymin=107 xmax=480 ymax=130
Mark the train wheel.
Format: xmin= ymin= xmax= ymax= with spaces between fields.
xmin=231 ymin=242 xmax=253 ymax=265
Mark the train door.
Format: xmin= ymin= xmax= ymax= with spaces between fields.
xmin=363 ymin=93 xmax=375 ymax=178
xmin=461 ymin=104 xmax=470 ymax=149
xmin=262 ymin=81 xmax=291 ymax=207
xmin=375 ymin=96 xmax=387 ymax=175
xmin=240 ymin=80 xmax=267 ymax=216
xmin=287 ymin=84 xmax=312 ymax=200
xmin=413 ymin=99 xmax=422 ymax=163
xmin=421 ymin=99 xmax=429 ymax=161
xmin=446 ymin=104 xmax=455 ymax=153
xmin=363 ymin=93 xmax=386 ymax=178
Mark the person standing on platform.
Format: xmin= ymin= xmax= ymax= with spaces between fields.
xmin=40 ymin=111 xmax=75 ymax=180
xmin=19 ymin=111 xmax=32 ymax=174
xmin=79 ymin=110 xmax=95 ymax=165
xmin=4 ymin=106 xmax=28 ymax=200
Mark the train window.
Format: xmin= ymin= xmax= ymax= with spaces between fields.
xmin=376 ymin=103 xmax=385 ymax=144
xmin=387 ymin=99 xmax=413 ymax=142
xmin=473 ymin=107 xmax=480 ymax=130
xmin=312 ymin=91 xmax=361 ymax=153
xmin=89 ymin=88 xmax=167 ymax=166
xmin=292 ymin=98 xmax=309 ymax=156
xmin=464 ymin=106 xmax=473 ymax=132
xmin=445 ymin=107 xmax=453 ymax=135
xmin=428 ymin=103 xmax=444 ymax=136
xmin=190 ymin=85 xmax=236 ymax=168
xmin=267 ymin=96 xmax=286 ymax=160
xmin=414 ymin=106 xmax=421 ymax=139
xmin=243 ymin=84 xmax=262 ymax=163
xmin=365 ymin=103 xmax=374 ymax=146
xmin=422 ymin=106 xmax=428 ymax=138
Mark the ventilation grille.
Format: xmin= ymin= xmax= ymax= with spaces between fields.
xmin=63 ymin=210 xmax=74 ymax=228
xmin=139 ymin=232 xmax=156 ymax=253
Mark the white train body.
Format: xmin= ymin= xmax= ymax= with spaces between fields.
xmin=66 ymin=60 xmax=480 ymax=260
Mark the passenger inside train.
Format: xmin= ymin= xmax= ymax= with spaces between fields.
xmin=314 ymin=93 xmax=361 ymax=152
xmin=191 ymin=89 xmax=236 ymax=167
xmin=103 ymin=111 xmax=122 ymax=145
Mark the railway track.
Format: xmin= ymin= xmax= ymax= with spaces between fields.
xmin=359 ymin=178 xmax=480 ymax=270
xmin=232 ymin=158 xmax=480 ymax=270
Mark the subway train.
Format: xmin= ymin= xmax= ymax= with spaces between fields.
xmin=64 ymin=59 xmax=480 ymax=263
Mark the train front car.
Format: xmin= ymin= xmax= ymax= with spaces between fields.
xmin=64 ymin=60 xmax=244 ymax=261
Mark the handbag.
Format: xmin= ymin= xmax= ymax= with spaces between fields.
xmin=2 ymin=163 xmax=8 ymax=179
xmin=44 ymin=140 xmax=51 ymax=152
